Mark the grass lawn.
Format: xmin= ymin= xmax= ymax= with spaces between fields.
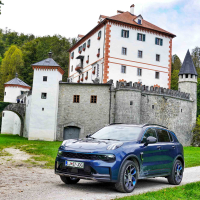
xmin=116 ymin=181 xmax=200 ymax=200
xmin=0 ymin=134 xmax=200 ymax=169
xmin=0 ymin=134 xmax=61 ymax=168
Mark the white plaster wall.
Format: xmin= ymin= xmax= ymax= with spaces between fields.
xmin=1 ymin=86 xmax=29 ymax=134
xmin=69 ymin=25 xmax=105 ymax=83
xmin=108 ymin=24 xmax=171 ymax=88
xmin=13 ymin=115 xmax=21 ymax=135
xmin=28 ymin=69 xmax=62 ymax=141
xmin=24 ymin=95 xmax=32 ymax=138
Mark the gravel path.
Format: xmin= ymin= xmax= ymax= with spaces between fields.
xmin=0 ymin=148 xmax=200 ymax=200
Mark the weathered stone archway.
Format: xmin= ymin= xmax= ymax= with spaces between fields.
xmin=3 ymin=103 xmax=26 ymax=136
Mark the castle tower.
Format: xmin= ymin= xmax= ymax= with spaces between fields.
xmin=1 ymin=73 xmax=31 ymax=134
xmin=178 ymin=50 xmax=198 ymax=127
xmin=28 ymin=52 xmax=64 ymax=141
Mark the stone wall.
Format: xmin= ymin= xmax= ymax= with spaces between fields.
xmin=113 ymin=81 xmax=195 ymax=146
xmin=56 ymin=83 xmax=111 ymax=140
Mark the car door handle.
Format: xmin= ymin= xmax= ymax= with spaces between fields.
xmin=157 ymin=146 xmax=161 ymax=150
xmin=172 ymin=146 xmax=175 ymax=149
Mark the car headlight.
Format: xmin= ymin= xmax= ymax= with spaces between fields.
xmin=61 ymin=139 xmax=75 ymax=147
xmin=57 ymin=150 xmax=62 ymax=156
xmin=97 ymin=154 xmax=116 ymax=162
xmin=107 ymin=142 xmax=123 ymax=150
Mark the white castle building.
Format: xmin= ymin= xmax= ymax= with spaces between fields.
xmin=68 ymin=4 xmax=175 ymax=88
xmin=1 ymin=5 xmax=197 ymax=146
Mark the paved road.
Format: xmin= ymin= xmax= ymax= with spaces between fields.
xmin=1 ymin=162 xmax=200 ymax=200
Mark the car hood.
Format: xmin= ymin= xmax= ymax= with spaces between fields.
xmin=62 ymin=138 xmax=123 ymax=151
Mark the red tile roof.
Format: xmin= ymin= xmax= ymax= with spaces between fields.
xmin=108 ymin=12 xmax=175 ymax=37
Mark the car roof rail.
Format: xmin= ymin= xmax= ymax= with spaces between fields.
xmin=142 ymin=124 xmax=168 ymax=129
xmin=109 ymin=123 xmax=124 ymax=125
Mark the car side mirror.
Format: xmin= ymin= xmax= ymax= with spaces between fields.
xmin=145 ymin=136 xmax=157 ymax=146
xmin=86 ymin=134 xmax=91 ymax=138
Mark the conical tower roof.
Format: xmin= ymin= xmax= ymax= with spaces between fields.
xmin=179 ymin=50 xmax=197 ymax=76
xmin=32 ymin=51 xmax=65 ymax=75
xmin=4 ymin=73 xmax=31 ymax=89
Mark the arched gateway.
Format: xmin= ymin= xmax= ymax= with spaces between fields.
xmin=3 ymin=103 xmax=26 ymax=136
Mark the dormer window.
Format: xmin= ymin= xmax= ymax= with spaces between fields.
xmin=134 ymin=15 xmax=143 ymax=25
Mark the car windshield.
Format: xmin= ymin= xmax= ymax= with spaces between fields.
xmin=91 ymin=126 xmax=142 ymax=141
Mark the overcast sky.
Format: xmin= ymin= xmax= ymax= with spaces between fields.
xmin=0 ymin=0 xmax=200 ymax=62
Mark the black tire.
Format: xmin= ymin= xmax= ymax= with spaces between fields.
xmin=60 ymin=176 xmax=80 ymax=184
xmin=168 ymin=160 xmax=183 ymax=185
xmin=115 ymin=160 xmax=139 ymax=193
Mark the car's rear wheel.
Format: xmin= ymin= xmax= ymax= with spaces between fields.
xmin=60 ymin=176 xmax=80 ymax=184
xmin=115 ymin=160 xmax=139 ymax=193
xmin=168 ymin=160 xmax=183 ymax=185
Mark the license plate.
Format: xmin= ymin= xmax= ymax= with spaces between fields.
xmin=65 ymin=160 xmax=84 ymax=169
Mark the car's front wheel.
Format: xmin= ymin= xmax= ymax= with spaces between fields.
xmin=60 ymin=176 xmax=80 ymax=184
xmin=115 ymin=160 xmax=139 ymax=193
xmin=168 ymin=159 xmax=183 ymax=185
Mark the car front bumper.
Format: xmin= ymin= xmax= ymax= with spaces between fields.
xmin=55 ymin=156 xmax=118 ymax=182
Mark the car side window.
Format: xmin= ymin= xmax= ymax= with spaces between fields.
xmin=143 ymin=128 xmax=157 ymax=140
xmin=157 ymin=129 xmax=170 ymax=142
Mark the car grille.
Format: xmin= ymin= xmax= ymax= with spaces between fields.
xmin=59 ymin=167 xmax=91 ymax=176
xmin=61 ymin=152 xmax=101 ymax=160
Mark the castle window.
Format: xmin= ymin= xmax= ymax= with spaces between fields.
xmin=138 ymin=50 xmax=143 ymax=58
xmin=87 ymin=39 xmax=91 ymax=47
xmin=83 ymin=43 xmax=86 ymax=50
xmin=42 ymin=108 xmax=44 ymax=111
xmin=156 ymin=54 xmax=160 ymax=61
xmin=73 ymin=95 xmax=80 ymax=103
xmin=91 ymin=95 xmax=97 ymax=103
xmin=4 ymin=92 xmax=6 ymax=96
xmin=41 ymin=93 xmax=47 ymax=99
xmin=3 ymin=112 xmax=4 ymax=117
xmin=98 ymin=31 xmax=101 ymax=40
xmin=21 ymin=91 xmax=24 ymax=95
xmin=137 ymin=68 xmax=142 ymax=76
xmin=155 ymin=37 xmax=163 ymax=46
xmin=152 ymin=105 xmax=154 ymax=109
xmin=71 ymin=65 xmax=73 ymax=72
xmin=121 ymin=65 xmax=126 ymax=73
xmin=78 ymin=46 xmax=82 ymax=53
xmin=121 ymin=30 xmax=129 ymax=38
xmin=155 ymin=72 xmax=160 ymax=79
xmin=185 ymin=74 xmax=188 ymax=78
xmin=137 ymin=33 xmax=145 ymax=41
xmin=43 ymin=76 xmax=47 ymax=81
xmin=130 ymin=101 xmax=133 ymax=105
xmin=71 ymin=52 xmax=74 ymax=59
xmin=122 ymin=47 xmax=127 ymax=55
xmin=138 ymin=19 xmax=142 ymax=25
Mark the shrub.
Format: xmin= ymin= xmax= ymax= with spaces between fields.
xmin=192 ymin=115 xmax=200 ymax=147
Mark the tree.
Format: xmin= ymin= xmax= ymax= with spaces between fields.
xmin=171 ymin=55 xmax=182 ymax=90
xmin=192 ymin=47 xmax=200 ymax=68
xmin=0 ymin=45 xmax=24 ymax=101
xmin=0 ymin=1 xmax=3 ymax=14
xmin=171 ymin=70 xmax=179 ymax=90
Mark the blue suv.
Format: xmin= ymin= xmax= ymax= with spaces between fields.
xmin=55 ymin=124 xmax=184 ymax=193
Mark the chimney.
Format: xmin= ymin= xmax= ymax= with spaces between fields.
xmin=130 ymin=4 xmax=135 ymax=15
